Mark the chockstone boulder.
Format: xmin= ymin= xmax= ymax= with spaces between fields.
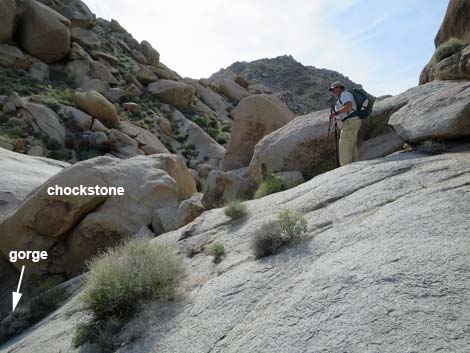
xmin=0 ymin=153 xmax=197 ymax=278
xmin=19 ymin=0 xmax=71 ymax=63
xmin=222 ymin=94 xmax=295 ymax=171
xmin=6 ymin=146 xmax=470 ymax=352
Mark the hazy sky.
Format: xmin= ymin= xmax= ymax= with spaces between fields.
xmin=86 ymin=0 xmax=448 ymax=96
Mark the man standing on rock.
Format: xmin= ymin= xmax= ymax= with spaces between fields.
xmin=329 ymin=81 xmax=361 ymax=166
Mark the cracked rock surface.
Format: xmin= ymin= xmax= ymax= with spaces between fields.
xmin=3 ymin=147 xmax=470 ymax=352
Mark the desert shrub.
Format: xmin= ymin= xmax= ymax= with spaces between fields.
xmin=216 ymin=134 xmax=228 ymax=145
xmin=82 ymin=238 xmax=185 ymax=321
xmin=254 ymin=174 xmax=283 ymax=199
xmin=277 ymin=209 xmax=308 ymax=242
xmin=435 ymin=37 xmax=467 ymax=62
xmin=221 ymin=123 xmax=231 ymax=132
xmin=210 ymin=242 xmax=225 ymax=263
xmin=252 ymin=222 xmax=284 ymax=259
xmin=206 ymin=127 xmax=220 ymax=139
xmin=223 ymin=200 xmax=248 ymax=219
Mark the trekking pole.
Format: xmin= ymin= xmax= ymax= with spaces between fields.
xmin=334 ymin=119 xmax=340 ymax=167
xmin=329 ymin=106 xmax=340 ymax=167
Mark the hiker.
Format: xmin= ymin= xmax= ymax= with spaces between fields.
xmin=329 ymin=81 xmax=362 ymax=166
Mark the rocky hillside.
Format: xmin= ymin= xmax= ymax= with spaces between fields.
xmin=222 ymin=55 xmax=362 ymax=113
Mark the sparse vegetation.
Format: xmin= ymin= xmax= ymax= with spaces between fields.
xmin=210 ymin=242 xmax=225 ymax=263
xmin=277 ymin=209 xmax=308 ymax=242
xmin=252 ymin=222 xmax=284 ymax=259
xmin=434 ymin=37 xmax=467 ymax=63
xmin=224 ymin=200 xmax=248 ymax=219
xmin=252 ymin=209 xmax=308 ymax=259
xmin=82 ymin=238 xmax=184 ymax=320
xmin=74 ymin=238 xmax=185 ymax=350
xmin=254 ymin=174 xmax=284 ymax=199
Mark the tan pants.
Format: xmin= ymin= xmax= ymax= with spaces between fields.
xmin=339 ymin=118 xmax=361 ymax=166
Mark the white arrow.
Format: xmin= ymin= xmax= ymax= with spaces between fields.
xmin=12 ymin=265 xmax=25 ymax=312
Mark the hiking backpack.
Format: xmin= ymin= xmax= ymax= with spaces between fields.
xmin=344 ymin=88 xmax=375 ymax=119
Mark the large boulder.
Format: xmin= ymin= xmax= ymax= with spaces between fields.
xmin=0 ymin=44 xmax=30 ymax=69
xmin=219 ymin=78 xmax=249 ymax=102
xmin=108 ymin=128 xmax=143 ymax=159
xmin=118 ymin=121 xmax=169 ymax=155
xmin=0 ymin=153 xmax=196 ymax=277
xmin=74 ymin=90 xmax=120 ymax=128
xmin=185 ymin=78 xmax=231 ymax=120
xmin=70 ymin=27 xmax=100 ymax=50
xmin=248 ymin=109 xmax=333 ymax=183
xmin=0 ymin=147 xmax=69 ymax=216
xmin=176 ymin=192 xmax=205 ymax=228
xmin=139 ymin=40 xmax=160 ymax=67
xmin=223 ymin=94 xmax=294 ymax=171
xmin=0 ymin=0 xmax=16 ymax=43
xmin=19 ymin=0 xmax=71 ymax=63
xmin=148 ymin=80 xmax=195 ymax=107
xmin=387 ymin=81 xmax=470 ymax=143
xmin=18 ymin=102 xmax=66 ymax=146
xmin=172 ymin=110 xmax=226 ymax=169
xmin=202 ymin=168 xmax=252 ymax=209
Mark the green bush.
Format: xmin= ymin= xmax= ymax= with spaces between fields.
xmin=210 ymin=242 xmax=225 ymax=263
xmin=221 ymin=123 xmax=231 ymax=133
xmin=435 ymin=37 xmax=467 ymax=62
xmin=254 ymin=175 xmax=283 ymax=199
xmin=277 ymin=209 xmax=307 ymax=242
xmin=223 ymin=200 xmax=248 ymax=219
xmin=82 ymin=238 xmax=185 ymax=321
xmin=252 ymin=222 xmax=284 ymax=259
xmin=206 ymin=127 xmax=219 ymax=139
xmin=216 ymin=134 xmax=228 ymax=145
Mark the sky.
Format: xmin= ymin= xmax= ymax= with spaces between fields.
xmin=86 ymin=0 xmax=448 ymax=96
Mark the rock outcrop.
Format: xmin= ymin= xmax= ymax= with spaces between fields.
xmin=5 ymin=147 xmax=470 ymax=352
xmin=419 ymin=0 xmax=470 ymax=84
xmin=19 ymin=0 xmax=71 ymax=63
xmin=222 ymin=94 xmax=294 ymax=171
xmin=434 ymin=0 xmax=470 ymax=47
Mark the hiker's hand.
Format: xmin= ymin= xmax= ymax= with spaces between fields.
xmin=329 ymin=112 xmax=336 ymax=120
